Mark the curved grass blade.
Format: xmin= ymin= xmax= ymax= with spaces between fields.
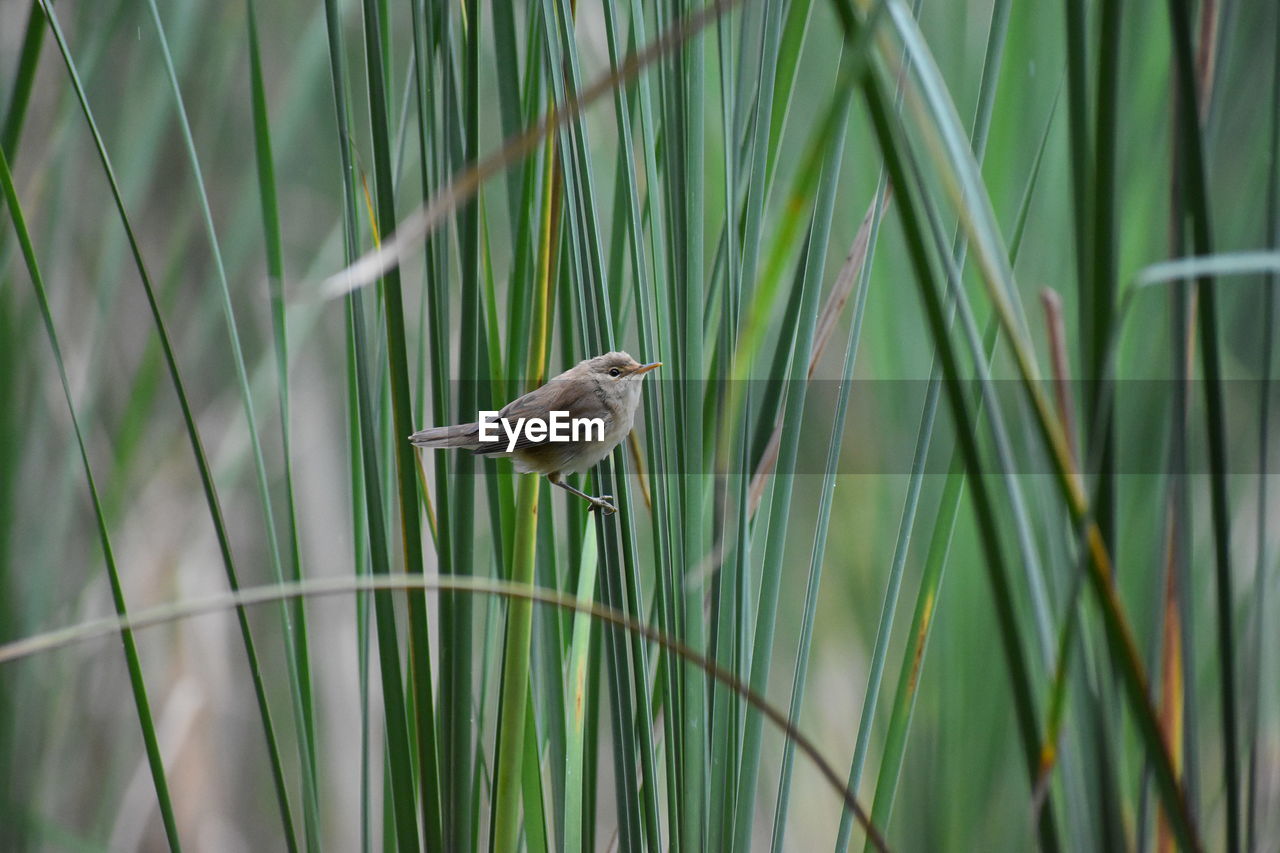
xmin=0 ymin=144 xmax=182 ymax=853
xmin=0 ymin=573 xmax=891 ymax=853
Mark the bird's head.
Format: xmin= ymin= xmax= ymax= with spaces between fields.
xmin=583 ymin=352 xmax=662 ymax=382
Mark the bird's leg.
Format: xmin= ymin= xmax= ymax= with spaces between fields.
xmin=548 ymin=472 xmax=617 ymax=515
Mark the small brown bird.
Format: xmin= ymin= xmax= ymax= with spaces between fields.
xmin=409 ymin=352 xmax=661 ymax=515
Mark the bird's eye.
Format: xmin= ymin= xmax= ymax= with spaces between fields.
xmin=609 ymin=367 xmax=621 ymax=377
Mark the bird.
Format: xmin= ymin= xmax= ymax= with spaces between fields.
xmin=409 ymin=352 xmax=661 ymax=515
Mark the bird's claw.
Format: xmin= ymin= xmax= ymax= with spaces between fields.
xmin=588 ymin=495 xmax=617 ymax=515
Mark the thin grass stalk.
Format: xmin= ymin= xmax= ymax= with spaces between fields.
xmin=1247 ymin=12 xmax=1280 ymax=846
xmin=451 ymin=2 xmax=482 ymax=847
xmin=1088 ymin=5 xmax=1126 ymax=839
xmin=492 ymin=102 xmax=560 ymax=850
xmin=1156 ymin=499 xmax=1187 ymax=853
xmin=243 ymin=3 xmax=321 ymax=846
xmin=538 ymin=0 xmax=663 ymax=846
xmin=357 ymin=2 xmax=446 ymax=847
xmin=845 ymin=25 xmax=1065 ymax=849
xmin=772 ymin=183 xmax=886 ymax=852
xmin=404 ymin=7 xmax=468 ymax=845
xmin=322 ymin=0 xmax=741 ymax=297
xmin=839 ymin=9 xmax=1029 ymax=842
xmin=347 ymin=311 xmax=374 ymax=853
xmin=1063 ymin=0 xmax=1094 ymax=373
xmin=709 ymin=5 xmax=745 ymax=848
xmin=598 ymin=2 xmax=684 ymax=840
xmin=653 ymin=23 xmax=702 ymax=839
xmin=564 ymin=518 xmax=600 ymax=853
xmin=0 ymin=2 xmax=44 ymax=162
xmin=137 ymin=8 xmax=329 ymax=848
xmin=0 ymin=146 xmax=182 ymax=852
xmin=348 ymin=288 xmax=422 ymax=851
xmin=732 ymin=42 xmax=856 ymax=851
xmin=34 ymin=4 xmax=300 ymax=845
xmin=764 ymin=0 xmax=814 ymax=185
xmin=1166 ymin=0 xmax=1238 ymax=848
xmin=520 ymin=695 xmax=551 ymax=853
xmin=1090 ymin=0 xmax=1120 ymax=558
xmin=530 ymin=477 xmax=568 ymax=845
xmin=491 ymin=472 xmax=543 ymax=853
xmin=858 ymin=5 xmax=1201 ymax=844
xmin=858 ymin=453 xmax=964 ymax=851
xmin=0 ymin=572 xmax=886 ymax=851
xmin=318 ymin=4 xmax=377 ymax=846
xmin=1168 ymin=61 xmax=1203 ymax=850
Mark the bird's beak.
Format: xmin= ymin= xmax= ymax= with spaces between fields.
xmin=631 ymin=361 xmax=662 ymax=375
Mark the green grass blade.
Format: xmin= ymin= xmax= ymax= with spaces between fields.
xmin=537 ymin=1 xmax=664 ymax=847
xmin=733 ymin=42 xmax=856 ymax=851
xmin=492 ymin=471 xmax=543 ymax=853
xmin=0 ymin=2 xmax=45 ymax=160
xmin=772 ymin=183 xmax=886 ymax=851
xmin=243 ymin=2 xmax=321 ymax=846
xmin=1089 ymin=0 xmax=1120 ymax=545
xmin=764 ymin=0 xmax=814 ymax=184
xmin=317 ymin=2 xmax=377 ymax=846
xmin=836 ymin=7 xmax=1033 ymax=842
xmin=563 ymin=517 xmax=599 ymax=853
xmin=843 ymin=20 xmax=1062 ymax=848
xmin=861 ymin=4 xmax=1200 ymax=845
xmin=358 ymin=1 xmax=446 ymax=847
xmin=1247 ymin=12 xmax=1280 ymax=848
xmin=347 ymin=291 xmax=423 ymax=852
xmin=1083 ymin=1 xmax=1124 ymax=846
xmin=1166 ymin=0 xmax=1238 ymax=847
xmin=521 ymin=694 xmax=551 ymax=853
xmin=137 ymin=5 xmax=323 ymax=845
xmin=35 ymin=3 xmax=300 ymax=845
xmin=0 ymin=142 xmax=182 ymax=853
xmin=598 ymin=2 xmax=684 ymax=842
xmin=452 ymin=4 xmax=482 ymax=846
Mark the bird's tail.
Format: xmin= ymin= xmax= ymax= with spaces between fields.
xmin=408 ymin=423 xmax=483 ymax=450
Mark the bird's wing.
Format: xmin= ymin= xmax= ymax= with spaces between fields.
xmin=473 ymin=381 xmax=611 ymax=455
